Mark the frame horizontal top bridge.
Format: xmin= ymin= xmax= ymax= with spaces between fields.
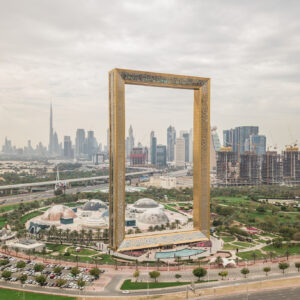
xmin=110 ymin=68 xmax=209 ymax=90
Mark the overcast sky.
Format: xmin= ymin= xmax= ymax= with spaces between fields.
xmin=0 ymin=0 xmax=299 ymax=150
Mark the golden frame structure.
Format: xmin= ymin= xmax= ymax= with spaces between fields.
xmin=109 ymin=68 xmax=210 ymax=250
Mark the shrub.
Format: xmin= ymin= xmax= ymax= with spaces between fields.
xmin=16 ymin=261 xmax=26 ymax=269
xmin=263 ymin=267 xmax=271 ymax=276
xmin=90 ymin=267 xmax=101 ymax=279
xmin=278 ymin=262 xmax=289 ymax=274
xmin=193 ymin=267 xmax=207 ymax=281
xmin=19 ymin=274 xmax=28 ymax=283
xmin=35 ymin=275 xmax=47 ymax=286
xmin=2 ymin=270 xmax=11 ymax=280
xmin=149 ymin=271 xmax=160 ymax=283
xmin=240 ymin=268 xmax=250 ymax=278
xmin=34 ymin=264 xmax=45 ymax=272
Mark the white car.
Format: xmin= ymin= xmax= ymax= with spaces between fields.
xmin=122 ymin=290 xmax=130 ymax=294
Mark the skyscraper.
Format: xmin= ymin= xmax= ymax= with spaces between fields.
xmin=64 ymin=136 xmax=73 ymax=159
xmin=223 ymin=126 xmax=259 ymax=154
xmin=175 ymin=137 xmax=185 ymax=166
xmin=245 ymin=134 xmax=266 ymax=155
xmin=87 ymin=130 xmax=97 ymax=160
xmin=75 ymin=129 xmax=85 ymax=158
xmin=48 ymin=102 xmax=54 ymax=154
xmin=156 ymin=145 xmax=167 ymax=168
xmin=125 ymin=125 xmax=134 ymax=159
xmin=182 ymin=132 xmax=190 ymax=163
xmin=150 ymin=133 xmax=157 ymax=166
xmin=167 ymin=126 xmax=176 ymax=162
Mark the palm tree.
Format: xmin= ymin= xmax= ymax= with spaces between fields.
xmin=285 ymin=250 xmax=290 ymax=261
xmin=96 ymin=229 xmax=101 ymax=241
xmin=87 ymin=229 xmax=93 ymax=245
xmin=58 ymin=229 xmax=63 ymax=244
xmin=65 ymin=228 xmax=71 ymax=241
xmin=251 ymin=252 xmax=257 ymax=264
xmin=80 ymin=229 xmax=86 ymax=244
xmin=268 ymin=251 xmax=275 ymax=262
xmin=2 ymin=245 xmax=8 ymax=253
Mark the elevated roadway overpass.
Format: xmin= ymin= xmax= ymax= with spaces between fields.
xmin=0 ymin=168 xmax=158 ymax=192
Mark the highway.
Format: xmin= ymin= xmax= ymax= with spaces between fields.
xmin=0 ymin=168 xmax=157 ymax=190
xmin=0 ymin=184 xmax=108 ymax=206
xmin=0 ymin=168 xmax=189 ymax=206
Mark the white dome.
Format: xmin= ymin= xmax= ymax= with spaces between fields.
xmin=41 ymin=205 xmax=76 ymax=221
xmin=137 ymin=208 xmax=169 ymax=225
xmin=82 ymin=199 xmax=107 ymax=211
xmin=133 ymin=198 xmax=159 ymax=209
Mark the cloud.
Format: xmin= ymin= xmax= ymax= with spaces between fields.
xmin=0 ymin=0 xmax=299 ymax=149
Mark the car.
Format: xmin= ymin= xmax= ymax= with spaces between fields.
xmin=122 ymin=290 xmax=130 ymax=294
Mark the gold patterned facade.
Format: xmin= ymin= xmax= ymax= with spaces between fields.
xmin=109 ymin=69 xmax=210 ymax=250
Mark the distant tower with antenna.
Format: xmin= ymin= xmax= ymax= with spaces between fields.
xmin=49 ymin=102 xmax=54 ymax=154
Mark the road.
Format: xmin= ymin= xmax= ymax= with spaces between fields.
xmin=208 ymin=286 xmax=300 ymax=299
xmin=0 ymin=168 xmax=188 ymax=206
xmin=0 ymin=184 xmax=108 ymax=206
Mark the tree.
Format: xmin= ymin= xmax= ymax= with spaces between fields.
xmin=193 ymin=267 xmax=207 ymax=281
xmin=16 ymin=261 xmax=26 ymax=269
xmin=278 ymin=262 xmax=289 ymax=274
xmin=295 ymin=262 xmax=300 ymax=272
xmin=34 ymin=264 xmax=45 ymax=272
xmin=0 ymin=259 xmax=9 ymax=266
xmin=19 ymin=274 xmax=28 ymax=284
xmin=2 ymin=270 xmax=11 ymax=280
xmin=71 ymin=267 xmax=80 ymax=277
xmin=149 ymin=270 xmax=160 ymax=283
xmin=133 ymin=270 xmax=140 ymax=282
xmin=175 ymin=274 xmax=182 ymax=282
xmin=35 ymin=275 xmax=47 ymax=286
xmin=90 ymin=267 xmax=101 ymax=279
xmin=53 ymin=266 xmax=63 ymax=275
xmin=215 ymin=256 xmax=223 ymax=266
xmin=240 ymin=268 xmax=250 ymax=278
xmin=77 ymin=278 xmax=85 ymax=289
xmin=263 ymin=267 xmax=271 ymax=276
xmin=1 ymin=245 xmax=8 ymax=253
xmin=251 ymin=252 xmax=257 ymax=264
xmin=218 ymin=270 xmax=228 ymax=280
xmin=284 ymin=250 xmax=290 ymax=261
xmin=15 ymin=247 xmax=19 ymax=257
xmin=56 ymin=278 xmax=67 ymax=288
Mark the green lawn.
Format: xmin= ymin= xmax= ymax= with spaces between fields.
xmin=223 ymin=243 xmax=237 ymax=250
xmin=262 ymin=244 xmax=300 ymax=256
xmin=46 ymin=243 xmax=67 ymax=253
xmin=68 ymin=247 xmax=97 ymax=256
xmin=20 ymin=210 xmax=43 ymax=224
xmin=0 ymin=288 xmax=75 ymax=299
xmin=0 ymin=216 xmax=7 ymax=227
xmin=120 ymin=279 xmax=191 ymax=290
xmin=236 ymin=250 xmax=267 ymax=260
xmin=232 ymin=241 xmax=254 ymax=248
xmin=99 ymin=253 xmax=115 ymax=264
xmin=163 ymin=205 xmax=179 ymax=213
xmin=0 ymin=204 xmax=19 ymax=213
xmin=220 ymin=236 xmax=235 ymax=243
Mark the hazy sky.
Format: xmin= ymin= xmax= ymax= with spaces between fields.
xmin=1 ymin=0 xmax=299 ymax=150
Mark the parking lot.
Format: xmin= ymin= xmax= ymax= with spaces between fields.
xmin=0 ymin=255 xmax=102 ymax=290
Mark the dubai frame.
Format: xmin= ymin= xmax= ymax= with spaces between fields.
xmin=109 ymin=69 xmax=210 ymax=251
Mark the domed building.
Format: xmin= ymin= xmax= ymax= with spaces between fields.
xmin=133 ymin=198 xmax=159 ymax=209
xmin=137 ymin=208 xmax=169 ymax=225
xmin=82 ymin=199 xmax=107 ymax=211
xmin=41 ymin=205 xmax=76 ymax=221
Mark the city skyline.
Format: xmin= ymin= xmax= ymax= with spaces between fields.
xmin=1 ymin=1 xmax=300 ymax=149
